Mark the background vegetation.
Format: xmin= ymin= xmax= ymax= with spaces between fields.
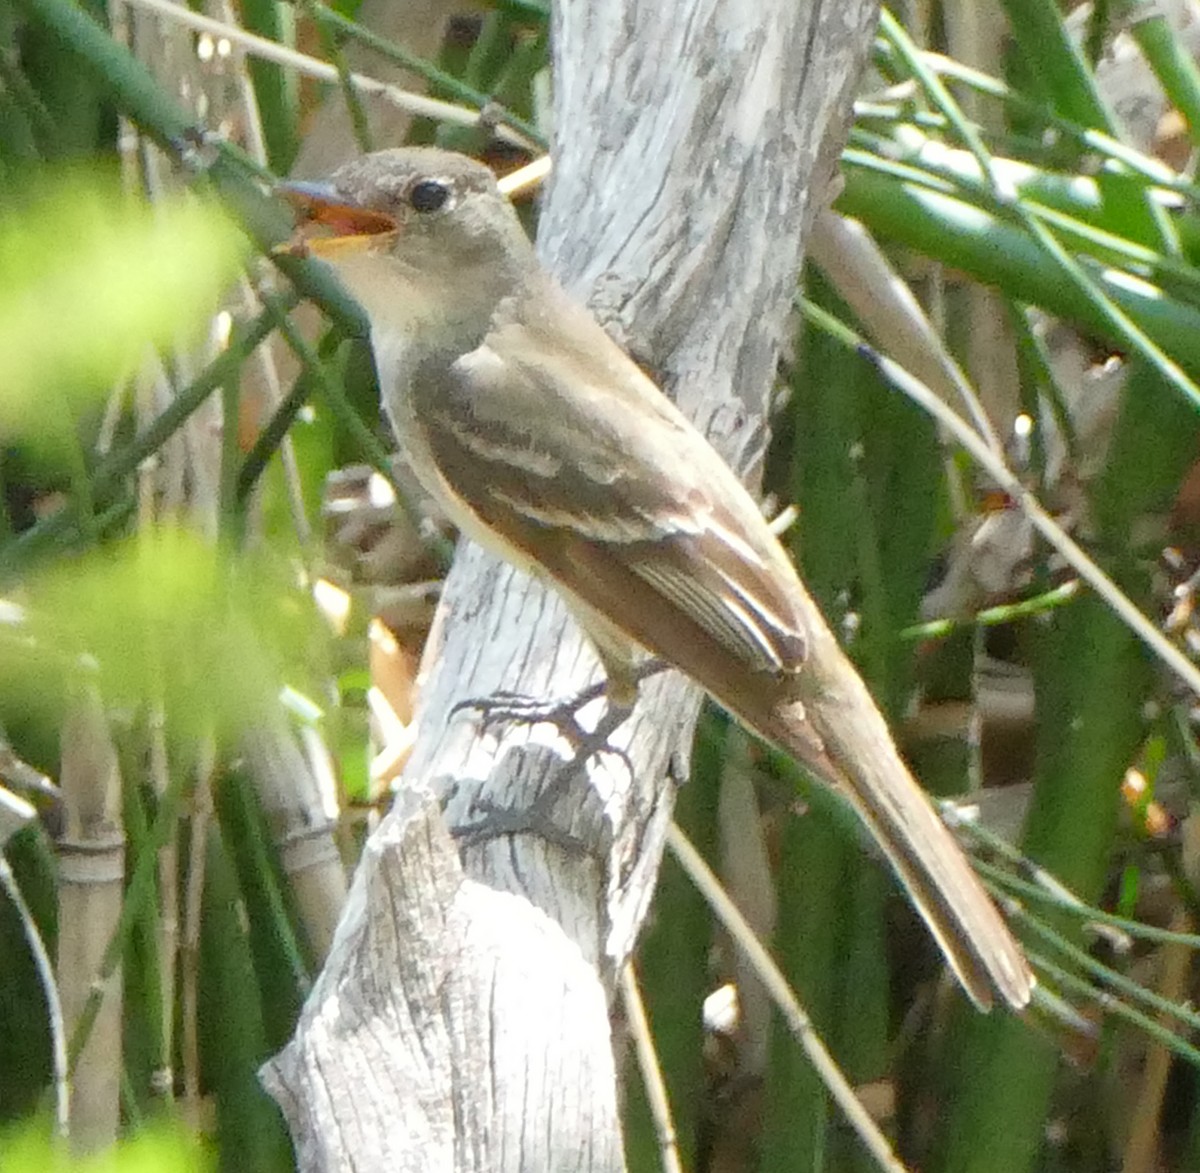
xmin=2 ymin=0 xmax=1200 ymax=1170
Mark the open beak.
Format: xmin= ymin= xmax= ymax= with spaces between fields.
xmin=275 ymin=180 xmax=398 ymax=258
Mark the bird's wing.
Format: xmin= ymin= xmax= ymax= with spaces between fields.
xmin=413 ymin=311 xmax=809 ymax=681
xmin=414 ymin=303 xmax=1035 ymax=1015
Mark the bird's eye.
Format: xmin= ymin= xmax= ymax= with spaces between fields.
xmin=408 ymin=179 xmax=451 ymax=213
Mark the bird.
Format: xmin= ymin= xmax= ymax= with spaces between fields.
xmin=278 ymin=146 xmax=1034 ymax=1012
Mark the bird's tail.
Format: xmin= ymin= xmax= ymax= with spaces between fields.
xmin=735 ymin=644 xmax=1034 ymax=1012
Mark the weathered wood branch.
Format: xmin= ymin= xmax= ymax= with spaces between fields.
xmin=264 ymin=1 xmax=880 ymax=1167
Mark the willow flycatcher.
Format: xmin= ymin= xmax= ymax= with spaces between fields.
xmin=280 ymin=147 xmax=1033 ymax=1012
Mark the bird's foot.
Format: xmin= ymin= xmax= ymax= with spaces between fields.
xmin=448 ymin=661 xmax=672 ymax=851
xmin=451 ymin=678 xmax=610 ymax=752
xmin=450 ymin=659 xmax=670 ymax=757
xmin=451 ymin=792 xmax=593 ymax=855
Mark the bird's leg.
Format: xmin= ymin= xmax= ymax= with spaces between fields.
xmin=450 ymin=658 xmax=670 ymax=853
xmin=450 ymin=657 xmax=670 ymax=757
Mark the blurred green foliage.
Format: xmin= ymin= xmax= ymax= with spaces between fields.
xmin=4 ymin=526 xmax=323 ymax=744
xmin=0 ymin=172 xmax=245 ymax=440
xmin=1 ymin=1121 xmax=213 ymax=1170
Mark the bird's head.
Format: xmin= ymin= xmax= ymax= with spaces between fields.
xmin=277 ymin=147 xmax=536 ymax=327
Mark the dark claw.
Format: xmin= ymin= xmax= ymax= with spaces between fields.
xmin=447 ymin=661 xmax=673 ymax=851
xmin=452 ymin=795 xmax=592 ymax=856
xmin=449 ymin=659 xmax=671 ymax=748
xmin=450 ymin=678 xmax=614 ymax=752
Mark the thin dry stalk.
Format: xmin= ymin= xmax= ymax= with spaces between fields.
xmin=148 ymin=712 xmax=178 ymax=1102
xmin=181 ymin=744 xmax=215 ymax=1121
xmin=621 ymin=962 xmax=683 ymax=1173
xmin=120 ymin=0 xmax=536 ymax=149
xmin=241 ymin=722 xmax=347 ymax=963
xmin=57 ymin=690 xmax=125 ymax=1155
xmin=666 ymin=823 xmax=908 ymax=1173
